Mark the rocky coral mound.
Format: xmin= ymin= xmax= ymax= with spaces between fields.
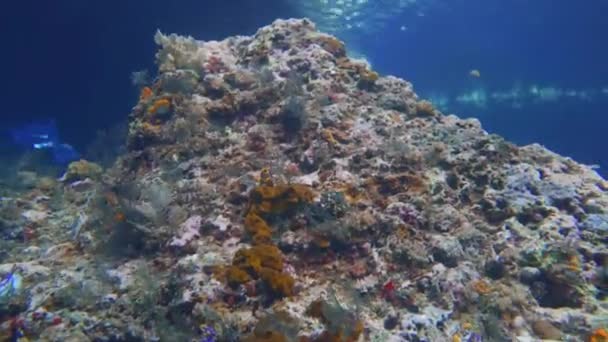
xmin=1 ymin=19 xmax=607 ymax=342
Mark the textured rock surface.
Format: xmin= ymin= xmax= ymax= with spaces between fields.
xmin=0 ymin=19 xmax=607 ymax=341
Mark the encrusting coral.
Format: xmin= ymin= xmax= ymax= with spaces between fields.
xmin=248 ymin=184 xmax=315 ymax=215
xmin=147 ymin=98 xmax=171 ymax=116
xmin=223 ymin=171 xmax=315 ymax=299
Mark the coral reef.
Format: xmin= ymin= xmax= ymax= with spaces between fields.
xmin=60 ymin=159 xmax=103 ymax=182
xmin=0 ymin=18 xmax=606 ymax=341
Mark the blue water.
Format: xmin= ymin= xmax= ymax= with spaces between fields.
xmin=364 ymin=0 xmax=608 ymax=173
xmin=2 ymin=0 xmax=606 ymax=176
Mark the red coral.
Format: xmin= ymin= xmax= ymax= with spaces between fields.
xmin=381 ymin=280 xmax=396 ymax=301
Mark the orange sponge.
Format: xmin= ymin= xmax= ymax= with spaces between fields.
xmin=139 ymin=86 xmax=153 ymax=101
xmin=233 ymin=244 xmax=284 ymax=274
xmin=223 ymin=180 xmax=315 ymax=299
xmin=148 ymin=98 xmax=171 ymax=115
xmin=226 ymin=266 xmax=251 ymax=287
xmin=249 ymin=184 xmax=315 ymax=215
xmin=259 ymin=267 xmax=294 ymax=297
xmin=244 ymin=212 xmax=273 ymax=244
xmin=590 ymin=328 xmax=608 ymax=342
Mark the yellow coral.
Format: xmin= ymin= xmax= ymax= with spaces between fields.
xmin=259 ymin=267 xmax=294 ymax=297
xmin=253 ymin=245 xmax=284 ymax=271
xmin=233 ymin=248 xmax=262 ymax=274
xmin=289 ymin=184 xmax=315 ymax=202
xmin=233 ymin=244 xmax=284 ymax=273
xmin=244 ymin=212 xmax=273 ymax=244
xmin=226 ymin=266 xmax=251 ymax=287
xmin=249 ymin=184 xmax=314 ymax=215
xmin=228 ymin=244 xmax=293 ymax=298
